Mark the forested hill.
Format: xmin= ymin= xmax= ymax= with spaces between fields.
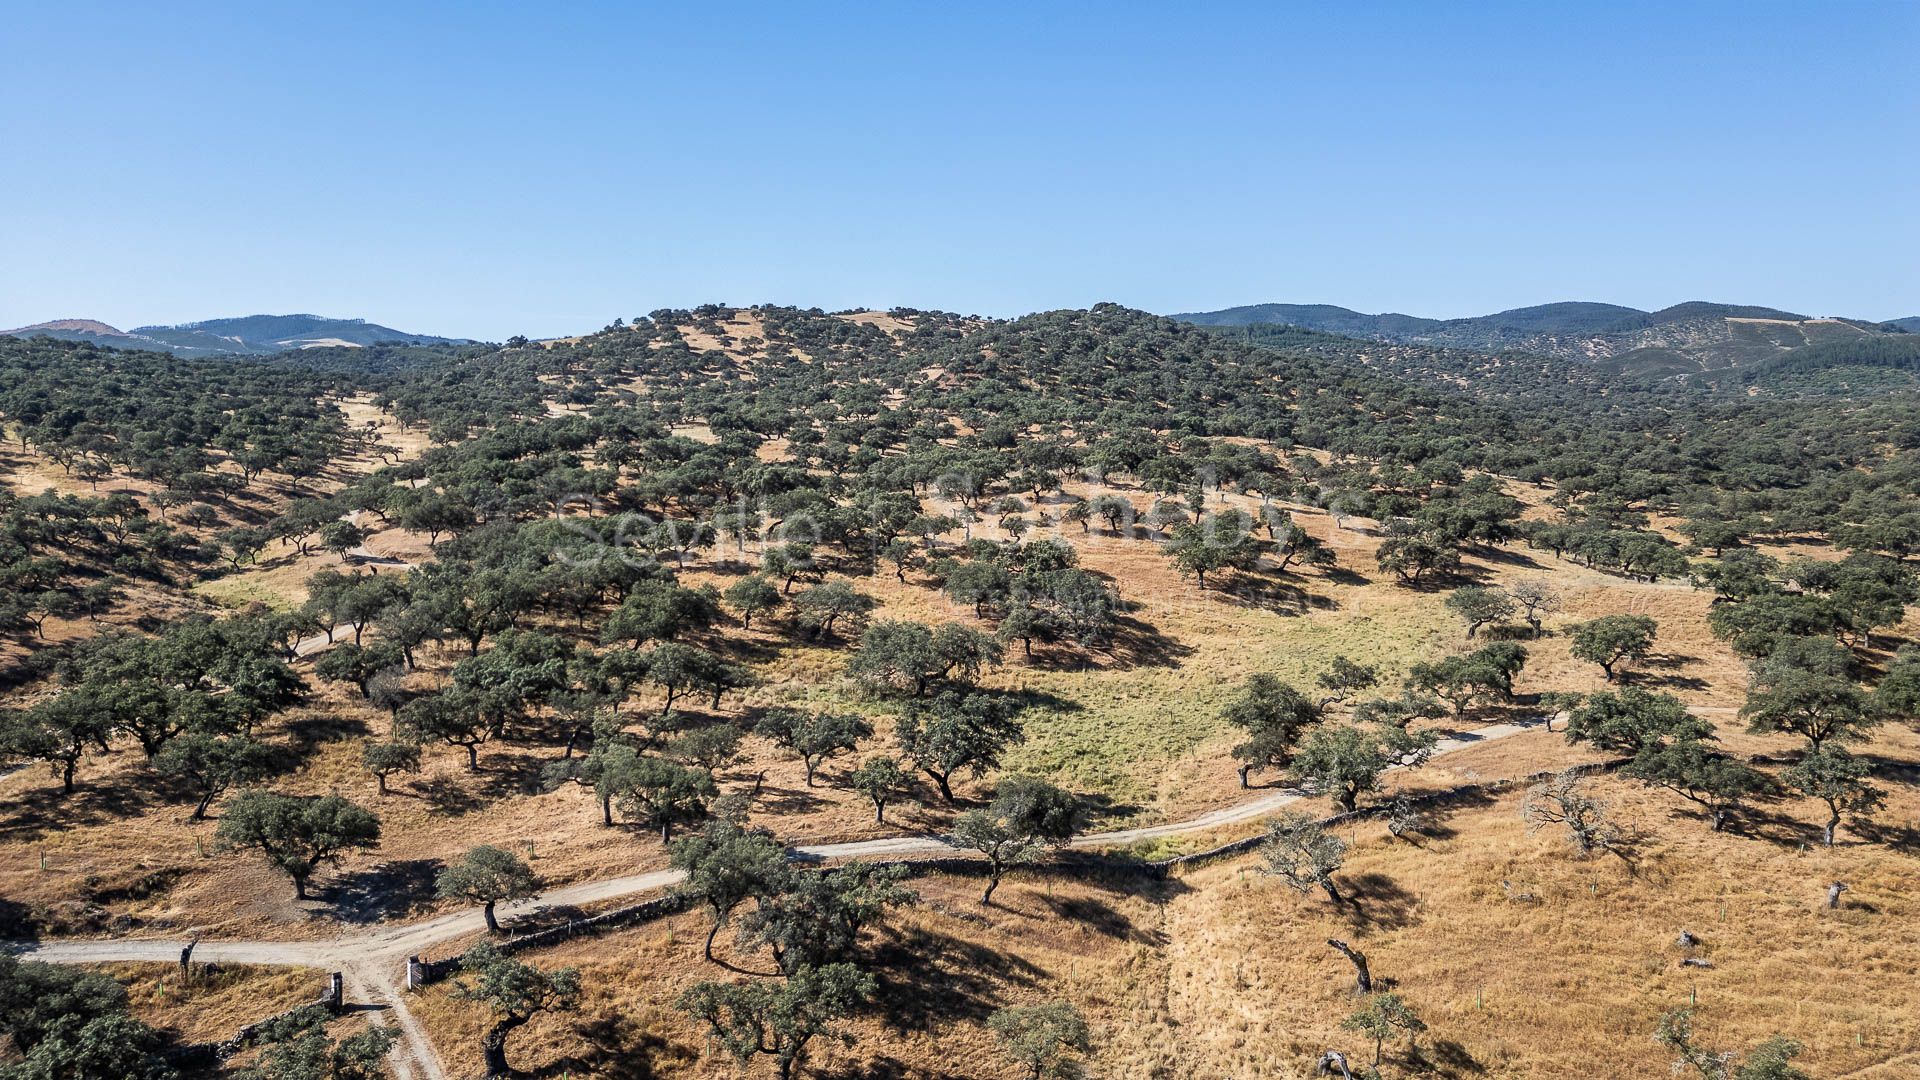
xmin=1174 ymin=298 xmax=1906 ymax=376
xmin=0 ymin=313 xmax=461 ymax=357
xmin=8 ymin=300 xmax=1919 ymax=533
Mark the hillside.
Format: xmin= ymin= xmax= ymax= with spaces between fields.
xmin=3 ymin=305 xmax=1920 ymax=1080
xmin=0 ymin=313 xmax=462 ymax=357
xmin=1175 ymin=299 xmax=1905 ymax=376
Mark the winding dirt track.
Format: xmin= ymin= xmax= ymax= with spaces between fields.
xmin=8 ymin=716 xmax=1542 ymax=1080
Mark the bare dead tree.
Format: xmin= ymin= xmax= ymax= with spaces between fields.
xmin=1327 ymin=939 xmax=1372 ymax=994
xmin=1315 ymin=1050 xmax=1355 ymax=1079
xmin=1522 ymin=770 xmax=1620 ymax=857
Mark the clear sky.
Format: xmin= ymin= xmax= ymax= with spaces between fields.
xmin=2 ymin=1 xmax=1914 ymax=340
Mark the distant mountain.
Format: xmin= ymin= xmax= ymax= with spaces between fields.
xmin=1883 ymin=316 xmax=1920 ymax=334
xmin=1172 ymin=299 xmax=1901 ymax=375
xmin=1 ymin=314 xmax=463 ymax=357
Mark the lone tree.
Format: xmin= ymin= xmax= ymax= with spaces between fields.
xmin=361 ymin=737 xmax=422 ymax=795
xmin=791 ymin=580 xmax=878 ymax=641
xmin=616 ymin=755 xmax=718 ymax=842
xmin=1741 ymin=664 xmax=1877 ymax=751
xmin=1445 ymin=586 xmax=1515 ymax=639
xmin=1508 ymin=578 xmax=1562 ymax=637
xmin=754 ymin=708 xmax=873 ymax=786
xmin=676 ymin=962 xmax=875 ymax=1080
xmin=0 ymin=696 xmax=111 ymax=794
xmin=1783 ymin=745 xmax=1885 ymax=846
xmin=215 ymin=792 xmax=380 ymax=900
xmin=1521 ymin=770 xmax=1620 ymax=856
xmin=1314 ymin=657 xmax=1380 ymax=712
xmin=452 ymin=943 xmax=581 ymax=1079
xmin=1287 ymin=722 xmax=1437 ymax=813
xmin=671 ymin=821 xmax=792 ymax=961
xmin=849 ymin=620 xmax=1002 ymax=697
xmin=437 ymin=845 xmax=542 ymax=934
xmin=724 ymin=574 xmax=783 ymax=629
xmin=848 ymin=756 xmax=910 ymax=823
xmin=1564 ymin=688 xmax=1711 ymax=757
xmin=1327 ymin=939 xmax=1373 ymax=995
xmin=1259 ymin=812 xmax=1348 ymax=906
xmin=988 ymin=1001 xmax=1092 ymax=1080
xmin=1342 ymin=992 xmax=1427 ymax=1069
xmin=896 ymin=690 xmax=1025 ymax=805
xmin=1220 ymin=673 xmax=1320 ymax=788
xmin=1625 ymin=740 xmax=1776 ymax=833
xmin=154 ymin=730 xmax=280 ymax=820
xmin=1568 ymin=615 xmax=1658 ymax=682
xmin=952 ymin=775 xmax=1079 ymax=904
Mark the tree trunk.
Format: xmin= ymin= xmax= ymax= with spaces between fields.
xmin=481 ymin=1015 xmax=528 ymax=1078
xmin=465 ymin=743 xmax=480 ymax=770
xmin=292 ymin=874 xmax=310 ymax=900
xmin=483 ymin=900 xmax=500 ymax=934
xmin=980 ymin=868 xmax=1001 ymax=906
xmin=1320 ymin=879 xmax=1343 ymax=907
xmin=1827 ymin=881 xmax=1847 ymax=909
xmin=376 ymin=772 xmax=389 ymax=796
xmin=705 ymin=918 xmax=722 ymax=961
xmin=193 ymin=790 xmax=215 ymax=820
xmin=933 ymin=771 xmax=955 ymax=805
xmin=1237 ymin=764 xmax=1252 ymax=789
xmin=1327 ymin=939 xmax=1371 ymax=993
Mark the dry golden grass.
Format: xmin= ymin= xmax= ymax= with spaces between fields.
xmin=410 ymin=727 xmax=1920 ymax=1079
xmin=89 ymin=961 xmax=324 ymax=1044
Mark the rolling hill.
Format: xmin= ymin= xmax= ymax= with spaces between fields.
xmin=0 ymin=313 xmax=463 ymax=357
xmin=1173 ymin=299 xmax=1905 ymax=376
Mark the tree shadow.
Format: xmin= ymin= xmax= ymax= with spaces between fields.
xmin=1099 ymin=614 xmax=1196 ymax=670
xmin=1395 ymin=786 xmax=1499 ymax=842
xmin=416 ymin=776 xmax=486 ymax=817
xmin=1856 ymin=753 xmax=1920 ymax=787
xmin=0 ymin=772 xmax=172 ymax=841
xmin=866 ymin=924 xmax=1049 ymax=1032
xmin=1411 ymin=1038 xmax=1489 ymax=1077
xmin=1039 ymin=893 xmax=1165 ymax=945
xmin=1472 ymin=545 xmax=1545 ymax=571
xmin=0 ymin=895 xmax=39 ymax=940
xmin=283 ymin=712 xmax=372 ymax=752
xmin=545 ymin=1010 xmax=696 ymax=1080
xmin=1340 ymin=872 xmax=1421 ymax=933
xmin=476 ymin=750 xmax=560 ymax=801
xmin=1072 ymin=790 xmax=1147 ymax=824
xmin=1843 ymin=819 xmax=1920 ymax=854
xmin=753 ymin=783 xmax=833 ymax=815
xmin=326 ymin=857 xmax=444 ymax=924
xmin=821 ymin=1057 xmax=973 ymax=1080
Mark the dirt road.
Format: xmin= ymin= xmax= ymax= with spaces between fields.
xmin=9 ymin=714 xmax=1545 ymax=1080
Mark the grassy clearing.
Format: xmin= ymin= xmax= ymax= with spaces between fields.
xmin=91 ymin=961 xmax=325 ymax=1045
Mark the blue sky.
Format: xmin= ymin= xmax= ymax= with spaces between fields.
xmin=2 ymin=1 xmax=1914 ymax=340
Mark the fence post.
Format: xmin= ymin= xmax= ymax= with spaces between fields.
xmin=326 ymin=972 xmax=345 ymax=1012
xmin=406 ymin=955 xmax=423 ymax=992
